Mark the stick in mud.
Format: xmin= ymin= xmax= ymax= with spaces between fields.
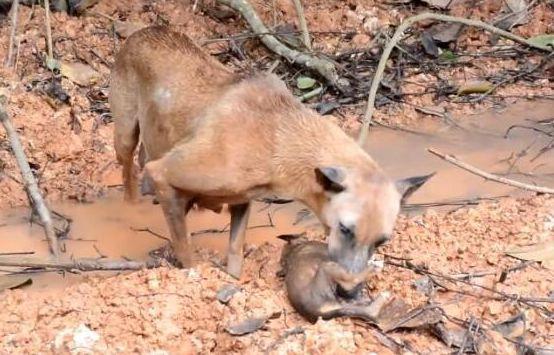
xmin=0 ymin=256 xmax=162 ymax=271
xmin=5 ymin=0 xmax=20 ymax=68
xmin=0 ymin=101 xmax=60 ymax=257
xmin=291 ymin=0 xmax=311 ymax=50
xmin=44 ymin=0 xmax=53 ymax=62
xmin=428 ymin=148 xmax=554 ymax=194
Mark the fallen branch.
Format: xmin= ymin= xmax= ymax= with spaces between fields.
xmin=217 ymin=0 xmax=344 ymax=91
xmin=0 ymin=101 xmax=60 ymax=256
xmin=0 ymin=256 xmax=162 ymax=271
xmin=428 ymin=148 xmax=554 ymax=194
xmin=5 ymin=0 xmax=20 ymax=68
xmin=291 ymin=0 xmax=311 ymax=50
xmin=357 ymin=12 xmax=553 ymax=145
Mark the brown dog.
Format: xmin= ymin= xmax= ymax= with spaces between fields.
xmin=278 ymin=234 xmax=379 ymax=323
xmin=109 ymin=26 xmax=433 ymax=278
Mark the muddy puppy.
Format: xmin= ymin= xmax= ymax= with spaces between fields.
xmin=278 ymin=234 xmax=380 ymax=323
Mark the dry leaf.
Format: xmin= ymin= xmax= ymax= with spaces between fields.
xmin=60 ymin=62 xmax=100 ymax=86
xmin=420 ymin=0 xmax=457 ymax=9
xmin=430 ymin=23 xmax=464 ymax=43
xmin=421 ymin=31 xmax=439 ymax=57
xmin=476 ymin=329 xmax=517 ymax=355
xmin=457 ymin=81 xmax=493 ymax=95
xmin=226 ymin=317 xmax=267 ymax=336
xmin=506 ymin=240 xmax=554 ymax=269
xmin=498 ymin=0 xmax=530 ymax=29
xmin=114 ymin=20 xmax=147 ymax=39
xmin=433 ymin=322 xmax=474 ymax=350
xmin=69 ymin=0 xmax=101 ymax=15
xmin=373 ymin=296 xmax=442 ymax=332
xmin=493 ymin=313 xmax=526 ymax=339
xmin=528 ymin=34 xmax=554 ymax=48
xmin=415 ymin=105 xmax=446 ymax=117
xmin=216 ymin=284 xmax=241 ymax=304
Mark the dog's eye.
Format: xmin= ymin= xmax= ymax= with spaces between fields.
xmin=339 ymin=222 xmax=354 ymax=238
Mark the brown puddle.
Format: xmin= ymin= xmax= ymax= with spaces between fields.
xmin=0 ymin=99 xmax=553 ymax=292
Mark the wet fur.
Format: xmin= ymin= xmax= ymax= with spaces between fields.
xmin=279 ymin=235 xmax=377 ymax=323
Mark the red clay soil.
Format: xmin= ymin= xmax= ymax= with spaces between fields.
xmin=0 ymin=0 xmax=553 ymax=353
xmin=0 ymin=195 xmax=552 ymax=354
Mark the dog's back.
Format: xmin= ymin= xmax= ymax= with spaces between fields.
xmin=109 ymin=26 xmax=238 ymax=200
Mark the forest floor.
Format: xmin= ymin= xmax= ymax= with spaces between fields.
xmin=0 ymin=0 xmax=552 ymax=353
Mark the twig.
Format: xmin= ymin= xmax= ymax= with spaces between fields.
xmin=299 ymin=86 xmax=323 ymax=102
xmin=531 ymin=138 xmax=554 ymax=162
xmin=504 ymin=124 xmax=554 ymax=138
xmin=403 ymin=195 xmax=506 ymax=211
xmin=428 ymin=148 xmax=554 ymax=194
xmin=44 ymin=0 xmax=53 ymax=62
xmin=457 ymin=317 xmax=476 ymax=354
xmin=190 ymin=224 xmax=230 ymax=236
xmin=201 ymin=30 xmax=354 ymax=45
xmin=0 ymin=101 xmax=60 ymax=257
xmin=0 ymin=256 xmax=161 ymax=271
xmin=5 ymin=0 xmax=20 ymax=68
xmin=357 ymin=12 xmax=553 ymax=145
xmin=386 ymin=259 xmax=554 ymax=306
xmin=92 ymin=244 xmax=107 ymax=259
xmin=216 ymin=0 xmax=344 ymax=91
xmin=264 ymin=327 xmax=305 ymax=354
xmin=0 ymin=251 xmax=35 ymax=256
xmin=131 ymin=227 xmax=171 ymax=242
xmin=291 ymin=0 xmax=311 ymax=50
xmin=450 ymin=261 xmax=535 ymax=280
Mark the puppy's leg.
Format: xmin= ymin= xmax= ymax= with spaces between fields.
xmin=318 ymin=301 xmax=378 ymax=323
xmin=227 ymin=202 xmax=251 ymax=279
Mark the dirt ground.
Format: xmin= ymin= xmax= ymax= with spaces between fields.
xmin=0 ymin=196 xmax=552 ymax=354
xmin=0 ymin=0 xmax=553 ymax=353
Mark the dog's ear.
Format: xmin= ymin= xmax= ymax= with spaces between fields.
xmin=315 ymin=167 xmax=346 ymax=193
xmin=276 ymin=233 xmax=305 ymax=243
xmin=396 ymin=172 xmax=435 ymax=204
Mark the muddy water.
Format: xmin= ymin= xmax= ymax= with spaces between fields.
xmin=0 ymin=99 xmax=552 ymax=291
